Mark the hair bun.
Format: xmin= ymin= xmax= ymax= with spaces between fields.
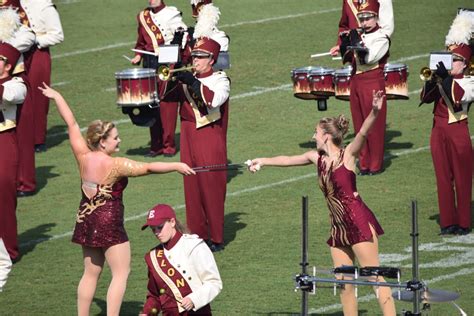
xmin=336 ymin=115 xmax=350 ymax=136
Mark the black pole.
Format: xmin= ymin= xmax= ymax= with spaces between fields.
xmin=301 ymin=196 xmax=309 ymax=316
xmin=411 ymin=200 xmax=421 ymax=315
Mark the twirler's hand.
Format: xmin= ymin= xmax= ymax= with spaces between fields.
xmin=372 ymin=90 xmax=385 ymax=115
xmin=248 ymin=159 xmax=262 ymax=173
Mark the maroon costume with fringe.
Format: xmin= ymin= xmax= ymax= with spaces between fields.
xmin=318 ymin=149 xmax=384 ymax=247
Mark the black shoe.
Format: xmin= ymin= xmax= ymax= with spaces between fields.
xmin=163 ymin=153 xmax=175 ymax=157
xmin=358 ymin=169 xmax=370 ymax=176
xmin=17 ymin=190 xmax=36 ymax=198
xmin=455 ymin=227 xmax=471 ymax=235
xmin=144 ymin=150 xmax=162 ymax=158
xmin=439 ymin=225 xmax=458 ymax=235
xmin=208 ymin=242 xmax=224 ymax=253
xmin=34 ymin=144 xmax=47 ymax=153
xmin=369 ymin=169 xmax=384 ymax=176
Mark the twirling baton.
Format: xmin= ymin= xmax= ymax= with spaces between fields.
xmin=192 ymin=160 xmax=253 ymax=173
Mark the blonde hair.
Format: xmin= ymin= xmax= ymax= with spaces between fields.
xmin=174 ymin=218 xmax=190 ymax=234
xmin=318 ymin=115 xmax=350 ymax=146
xmin=86 ymin=120 xmax=115 ymax=150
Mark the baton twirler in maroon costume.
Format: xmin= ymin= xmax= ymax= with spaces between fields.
xmin=133 ymin=0 xmax=188 ymax=157
xmin=0 ymin=43 xmax=27 ymax=260
xmin=175 ymin=38 xmax=229 ymax=251
xmin=420 ymin=11 xmax=473 ymax=235
xmin=340 ymin=0 xmax=390 ymax=174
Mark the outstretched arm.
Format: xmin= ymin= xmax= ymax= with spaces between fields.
xmin=38 ymin=83 xmax=89 ymax=158
xmin=146 ymin=161 xmax=196 ymax=176
xmin=112 ymin=158 xmax=196 ymax=178
xmin=248 ymin=151 xmax=318 ymax=173
xmin=347 ymin=90 xmax=385 ymax=157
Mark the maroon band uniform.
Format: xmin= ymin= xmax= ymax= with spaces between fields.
xmin=134 ymin=1 xmax=188 ymax=156
xmin=0 ymin=43 xmax=27 ymax=260
xmin=338 ymin=0 xmax=390 ymax=174
xmin=177 ymin=38 xmax=230 ymax=246
xmin=420 ymin=43 xmax=473 ymax=232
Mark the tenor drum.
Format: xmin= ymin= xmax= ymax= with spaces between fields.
xmin=334 ymin=66 xmax=353 ymax=101
xmin=291 ymin=67 xmax=318 ymax=100
xmin=384 ymin=63 xmax=409 ymax=100
xmin=115 ymin=68 xmax=158 ymax=106
xmin=309 ymin=67 xmax=335 ymax=97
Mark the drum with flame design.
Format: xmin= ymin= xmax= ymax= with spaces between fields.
xmin=384 ymin=63 xmax=409 ymax=100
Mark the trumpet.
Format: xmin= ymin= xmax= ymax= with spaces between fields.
xmin=157 ymin=65 xmax=194 ymax=81
xmin=419 ymin=66 xmax=433 ymax=81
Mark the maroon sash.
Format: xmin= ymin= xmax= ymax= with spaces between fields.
xmin=139 ymin=9 xmax=165 ymax=53
xmin=147 ymin=246 xmax=193 ymax=313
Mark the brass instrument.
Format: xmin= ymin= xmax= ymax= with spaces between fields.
xmin=419 ymin=67 xmax=433 ymax=81
xmin=157 ymin=65 xmax=194 ymax=81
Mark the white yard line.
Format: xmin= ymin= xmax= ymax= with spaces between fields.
xmin=20 ymin=137 xmax=467 ymax=248
xmin=51 ymin=8 xmax=340 ymax=60
xmin=310 ymin=268 xmax=474 ymax=313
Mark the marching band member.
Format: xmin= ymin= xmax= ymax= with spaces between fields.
xmin=0 ymin=1 xmax=36 ymax=197
xmin=131 ymin=0 xmax=188 ymax=157
xmin=190 ymin=0 xmax=229 ymax=66
xmin=0 ymin=43 xmax=27 ymax=262
xmin=20 ymin=0 xmax=64 ymax=153
xmin=248 ymin=90 xmax=396 ymax=315
xmin=139 ymin=204 xmax=222 ymax=315
xmin=0 ymin=238 xmax=12 ymax=291
xmin=339 ymin=0 xmax=390 ymax=175
xmin=39 ymin=83 xmax=195 ymax=316
xmin=329 ymin=0 xmax=394 ymax=57
xmin=175 ymin=37 xmax=230 ymax=252
xmin=420 ymin=10 xmax=473 ymax=236
xmin=0 ymin=1 xmax=35 ymax=53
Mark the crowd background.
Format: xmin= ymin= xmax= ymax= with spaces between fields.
xmin=1 ymin=0 xmax=473 ymax=314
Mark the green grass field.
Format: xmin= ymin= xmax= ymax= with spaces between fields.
xmin=1 ymin=0 xmax=473 ymax=315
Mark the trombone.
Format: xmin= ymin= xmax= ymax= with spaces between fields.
xmin=157 ymin=65 xmax=194 ymax=81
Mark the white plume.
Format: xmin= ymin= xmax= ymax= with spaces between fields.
xmin=194 ymin=3 xmax=220 ymax=39
xmin=445 ymin=10 xmax=474 ymax=46
xmin=0 ymin=7 xmax=21 ymax=42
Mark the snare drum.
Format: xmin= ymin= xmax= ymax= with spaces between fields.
xmin=309 ymin=67 xmax=335 ymax=97
xmin=291 ymin=67 xmax=318 ymax=100
xmin=334 ymin=66 xmax=353 ymax=101
xmin=115 ymin=68 xmax=158 ymax=106
xmin=384 ymin=63 xmax=409 ymax=100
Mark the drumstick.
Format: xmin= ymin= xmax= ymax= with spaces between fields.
xmin=310 ymin=52 xmax=332 ymax=58
xmin=131 ymin=48 xmax=158 ymax=56
xmin=122 ymin=55 xmax=133 ymax=62
xmin=332 ymin=57 xmax=342 ymax=60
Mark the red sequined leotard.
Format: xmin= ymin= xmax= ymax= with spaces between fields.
xmin=318 ymin=149 xmax=384 ymax=247
xmin=72 ymin=157 xmax=148 ymax=248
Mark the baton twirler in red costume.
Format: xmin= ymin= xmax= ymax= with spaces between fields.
xmin=0 ymin=43 xmax=27 ymax=261
xmin=420 ymin=10 xmax=474 ymax=235
xmin=175 ymin=37 xmax=230 ymax=252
